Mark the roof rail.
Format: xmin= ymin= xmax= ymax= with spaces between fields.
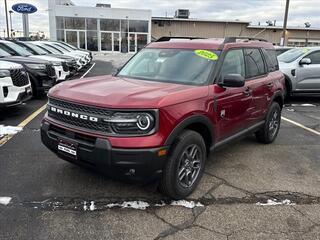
xmin=224 ymin=36 xmax=268 ymax=43
xmin=155 ymin=36 xmax=204 ymax=42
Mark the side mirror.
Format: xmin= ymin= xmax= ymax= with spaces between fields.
xmin=299 ymin=58 xmax=311 ymax=65
xmin=221 ymin=74 xmax=245 ymax=88
xmin=112 ymin=66 xmax=123 ymax=76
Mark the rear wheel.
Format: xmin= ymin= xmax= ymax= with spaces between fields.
xmin=159 ymin=130 xmax=206 ymax=199
xmin=255 ymin=102 xmax=281 ymax=144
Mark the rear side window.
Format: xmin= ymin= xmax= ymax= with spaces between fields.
xmin=307 ymin=51 xmax=320 ymax=64
xmin=264 ymin=49 xmax=279 ymax=72
xmin=244 ymin=49 xmax=266 ymax=79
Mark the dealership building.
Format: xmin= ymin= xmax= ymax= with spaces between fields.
xmin=48 ymin=0 xmax=151 ymax=53
xmin=48 ymin=0 xmax=320 ymax=52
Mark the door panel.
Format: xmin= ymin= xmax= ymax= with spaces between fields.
xmin=296 ymin=51 xmax=320 ymax=91
xmin=216 ymin=49 xmax=251 ymax=140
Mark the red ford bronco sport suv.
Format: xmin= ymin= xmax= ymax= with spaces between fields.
xmin=41 ymin=37 xmax=285 ymax=199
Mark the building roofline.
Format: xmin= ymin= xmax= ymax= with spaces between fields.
xmin=247 ymin=25 xmax=320 ymax=31
xmin=152 ymin=17 xmax=250 ymax=24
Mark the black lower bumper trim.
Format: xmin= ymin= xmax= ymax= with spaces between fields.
xmin=41 ymin=121 xmax=168 ymax=182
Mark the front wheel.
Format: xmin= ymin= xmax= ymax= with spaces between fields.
xmin=255 ymin=102 xmax=281 ymax=144
xmin=159 ymin=130 xmax=206 ymax=199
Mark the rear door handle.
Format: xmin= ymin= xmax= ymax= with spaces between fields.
xmin=267 ymin=83 xmax=274 ymax=88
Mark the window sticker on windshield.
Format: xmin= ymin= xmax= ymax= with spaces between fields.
xmin=194 ymin=50 xmax=218 ymax=61
xmin=303 ymin=48 xmax=310 ymax=53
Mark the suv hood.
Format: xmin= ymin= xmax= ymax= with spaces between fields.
xmin=49 ymin=75 xmax=209 ymax=108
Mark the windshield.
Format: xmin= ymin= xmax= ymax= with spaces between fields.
xmin=53 ymin=43 xmax=71 ymax=52
xmin=118 ymin=48 xmax=219 ymax=85
xmin=278 ymin=48 xmax=309 ymax=63
xmin=61 ymin=42 xmax=77 ymax=50
xmin=48 ymin=44 xmax=68 ymax=53
xmin=4 ymin=41 xmax=32 ymax=57
xmin=22 ymin=42 xmax=48 ymax=55
xmin=41 ymin=44 xmax=63 ymax=54
xmin=0 ymin=48 xmax=11 ymax=57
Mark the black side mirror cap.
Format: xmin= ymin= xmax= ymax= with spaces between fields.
xmin=220 ymin=74 xmax=245 ymax=88
xmin=299 ymin=58 xmax=311 ymax=65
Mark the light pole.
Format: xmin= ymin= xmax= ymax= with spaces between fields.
xmin=281 ymin=0 xmax=290 ymax=46
xmin=4 ymin=0 xmax=10 ymax=38
xmin=9 ymin=10 xmax=13 ymax=38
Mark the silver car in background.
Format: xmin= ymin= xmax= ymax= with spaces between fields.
xmin=278 ymin=47 xmax=320 ymax=97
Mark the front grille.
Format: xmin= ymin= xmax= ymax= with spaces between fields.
xmin=48 ymin=98 xmax=113 ymax=133
xmin=62 ymin=62 xmax=69 ymax=72
xmin=10 ymin=68 xmax=29 ymax=87
xmin=46 ymin=64 xmax=56 ymax=77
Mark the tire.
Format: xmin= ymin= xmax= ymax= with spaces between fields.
xmin=159 ymin=130 xmax=206 ymax=199
xmin=284 ymin=79 xmax=291 ymax=101
xmin=255 ymin=102 xmax=281 ymax=144
xmin=30 ymin=78 xmax=44 ymax=98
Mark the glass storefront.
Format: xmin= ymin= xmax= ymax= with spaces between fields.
xmin=56 ymin=16 xmax=149 ymax=52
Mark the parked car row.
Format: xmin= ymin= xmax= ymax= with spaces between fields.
xmin=0 ymin=39 xmax=92 ymax=107
xmin=277 ymin=47 xmax=320 ymax=98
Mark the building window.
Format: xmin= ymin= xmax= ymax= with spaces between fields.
xmin=100 ymin=19 xmax=120 ymax=31
xmin=86 ymin=18 xmax=97 ymax=30
xmin=87 ymin=31 xmax=98 ymax=51
xmin=65 ymin=17 xmax=85 ymax=30
xmin=129 ymin=20 xmax=148 ymax=32
xmin=121 ymin=19 xmax=129 ymax=33
xmin=56 ymin=30 xmax=65 ymax=41
xmin=56 ymin=17 xmax=64 ymax=29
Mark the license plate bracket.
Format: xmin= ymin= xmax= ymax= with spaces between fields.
xmin=58 ymin=138 xmax=78 ymax=159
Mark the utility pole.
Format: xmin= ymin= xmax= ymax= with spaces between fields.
xmin=4 ymin=0 xmax=10 ymax=38
xmin=9 ymin=10 xmax=13 ymax=38
xmin=281 ymin=0 xmax=290 ymax=46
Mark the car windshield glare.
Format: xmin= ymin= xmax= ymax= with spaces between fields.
xmin=278 ymin=48 xmax=309 ymax=63
xmin=118 ymin=48 xmax=219 ymax=85
xmin=6 ymin=42 xmax=32 ymax=57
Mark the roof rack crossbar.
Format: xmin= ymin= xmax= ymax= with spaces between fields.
xmin=224 ymin=36 xmax=268 ymax=43
xmin=155 ymin=36 xmax=204 ymax=42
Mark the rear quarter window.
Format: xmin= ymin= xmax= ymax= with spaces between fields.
xmin=263 ymin=49 xmax=279 ymax=72
xmin=244 ymin=48 xmax=266 ymax=79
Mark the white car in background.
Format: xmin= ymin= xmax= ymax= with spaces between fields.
xmin=0 ymin=40 xmax=70 ymax=82
xmin=48 ymin=41 xmax=92 ymax=64
xmin=31 ymin=41 xmax=86 ymax=70
xmin=0 ymin=60 xmax=32 ymax=107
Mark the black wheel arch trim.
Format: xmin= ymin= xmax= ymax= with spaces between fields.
xmin=270 ymin=90 xmax=284 ymax=108
xmin=164 ymin=115 xmax=215 ymax=147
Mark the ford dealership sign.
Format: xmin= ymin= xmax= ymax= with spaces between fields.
xmin=12 ymin=3 xmax=37 ymax=14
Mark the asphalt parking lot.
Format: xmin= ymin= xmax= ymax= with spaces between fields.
xmin=0 ymin=57 xmax=320 ymax=240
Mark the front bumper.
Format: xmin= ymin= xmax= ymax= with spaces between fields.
xmin=41 ymin=120 xmax=168 ymax=182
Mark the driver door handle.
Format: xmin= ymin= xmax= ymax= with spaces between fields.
xmin=243 ymin=87 xmax=251 ymax=96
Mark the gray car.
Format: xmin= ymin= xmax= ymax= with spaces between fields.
xmin=278 ymin=47 xmax=320 ymax=97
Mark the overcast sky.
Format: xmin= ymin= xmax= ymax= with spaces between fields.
xmin=0 ymin=0 xmax=319 ymax=37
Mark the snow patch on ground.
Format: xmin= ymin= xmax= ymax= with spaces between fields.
xmin=256 ymin=199 xmax=295 ymax=206
xmin=0 ymin=197 xmax=12 ymax=205
xmin=0 ymin=125 xmax=23 ymax=136
xmin=171 ymin=200 xmax=204 ymax=208
xmin=291 ymin=104 xmax=316 ymax=107
xmin=81 ymin=200 xmax=204 ymax=211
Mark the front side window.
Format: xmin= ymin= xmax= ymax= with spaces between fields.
xmin=244 ymin=49 xmax=266 ymax=79
xmin=220 ymin=49 xmax=245 ymax=79
xmin=118 ymin=48 xmax=220 ymax=85
xmin=306 ymin=51 xmax=320 ymax=64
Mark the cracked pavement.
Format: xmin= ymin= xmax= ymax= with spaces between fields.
xmin=1 ymin=59 xmax=320 ymax=239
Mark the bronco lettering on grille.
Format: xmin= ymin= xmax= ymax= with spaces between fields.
xmin=50 ymin=106 xmax=99 ymax=122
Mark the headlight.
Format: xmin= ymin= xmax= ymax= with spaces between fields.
xmin=25 ymin=64 xmax=46 ymax=70
xmin=104 ymin=112 xmax=156 ymax=134
xmin=0 ymin=70 xmax=10 ymax=78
